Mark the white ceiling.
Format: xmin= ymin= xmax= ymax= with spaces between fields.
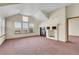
xmin=0 ymin=3 xmax=18 ymax=6
xmin=20 ymin=3 xmax=71 ymax=16
xmin=0 ymin=4 xmax=20 ymax=17
xmin=0 ymin=3 xmax=71 ymax=21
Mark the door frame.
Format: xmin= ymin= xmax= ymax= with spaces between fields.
xmin=66 ymin=16 xmax=79 ymax=42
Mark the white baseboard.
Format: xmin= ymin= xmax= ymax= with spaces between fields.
xmin=0 ymin=36 xmax=6 ymax=46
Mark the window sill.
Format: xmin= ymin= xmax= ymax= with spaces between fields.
xmin=0 ymin=34 xmax=5 ymax=38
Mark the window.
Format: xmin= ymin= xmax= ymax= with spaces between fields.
xmin=0 ymin=18 xmax=1 ymax=36
xmin=23 ymin=16 xmax=28 ymax=22
xmin=15 ymin=21 xmax=21 ymax=33
xmin=22 ymin=22 xmax=29 ymax=32
xmin=15 ymin=16 xmax=34 ymax=34
xmin=1 ymin=18 xmax=5 ymax=35
xmin=22 ymin=16 xmax=29 ymax=32
xmin=0 ymin=17 xmax=5 ymax=36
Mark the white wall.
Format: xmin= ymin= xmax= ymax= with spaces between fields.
xmin=0 ymin=17 xmax=6 ymax=45
xmin=6 ymin=15 xmax=40 ymax=39
xmin=34 ymin=10 xmax=48 ymax=22
xmin=69 ymin=18 xmax=79 ymax=36
xmin=5 ymin=14 xmax=22 ymax=39
xmin=40 ymin=7 xmax=66 ymax=42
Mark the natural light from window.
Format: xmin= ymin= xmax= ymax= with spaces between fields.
xmin=15 ymin=16 xmax=34 ymax=34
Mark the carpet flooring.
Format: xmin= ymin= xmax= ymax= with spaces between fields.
xmin=0 ymin=36 xmax=79 ymax=55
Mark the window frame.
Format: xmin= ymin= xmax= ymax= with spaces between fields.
xmin=14 ymin=16 xmax=34 ymax=34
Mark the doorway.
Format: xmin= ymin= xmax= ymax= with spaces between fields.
xmin=40 ymin=27 xmax=46 ymax=37
xmin=66 ymin=16 xmax=79 ymax=42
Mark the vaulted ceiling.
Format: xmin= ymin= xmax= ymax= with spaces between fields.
xmin=0 ymin=3 xmax=18 ymax=6
xmin=0 ymin=3 xmax=71 ymax=21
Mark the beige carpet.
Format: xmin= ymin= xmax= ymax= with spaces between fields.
xmin=0 ymin=36 xmax=79 ymax=55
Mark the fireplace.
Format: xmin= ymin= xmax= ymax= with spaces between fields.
xmin=46 ymin=24 xmax=59 ymax=40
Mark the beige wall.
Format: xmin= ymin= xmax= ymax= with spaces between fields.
xmin=66 ymin=4 xmax=79 ymax=36
xmin=30 ymin=16 xmax=41 ymax=35
xmin=69 ymin=18 xmax=79 ymax=36
xmin=66 ymin=4 xmax=79 ymax=18
xmin=40 ymin=7 xmax=66 ymax=42
xmin=5 ymin=14 xmax=40 ymax=39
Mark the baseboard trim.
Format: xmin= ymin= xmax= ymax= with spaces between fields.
xmin=6 ymin=35 xmax=40 ymax=40
xmin=69 ymin=35 xmax=79 ymax=37
xmin=0 ymin=35 xmax=6 ymax=46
